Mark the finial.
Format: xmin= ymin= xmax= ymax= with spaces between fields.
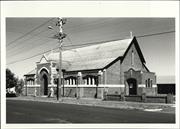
xmin=130 ymin=31 xmax=133 ymax=38
xmin=51 ymin=48 xmax=53 ymax=54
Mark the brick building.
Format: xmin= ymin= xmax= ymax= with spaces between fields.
xmin=24 ymin=37 xmax=157 ymax=98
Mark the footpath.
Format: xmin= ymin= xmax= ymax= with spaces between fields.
xmin=7 ymin=95 xmax=175 ymax=114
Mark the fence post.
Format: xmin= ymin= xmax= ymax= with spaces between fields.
xmin=142 ymin=93 xmax=146 ymax=103
xmin=120 ymin=92 xmax=125 ymax=101
xmin=103 ymin=90 xmax=107 ymax=100
xmin=166 ymin=93 xmax=173 ymax=104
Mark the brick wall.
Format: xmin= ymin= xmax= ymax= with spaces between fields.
xmin=120 ymin=43 xmax=145 ymax=84
xmin=141 ymin=72 xmax=156 ymax=85
xmin=83 ymin=87 xmax=97 ymax=98
xmin=63 ymin=87 xmax=76 ymax=97
xmin=107 ymin=87 xmax=124 ymax=94
xmin=23 ymin=87 xmax=41 ymax=96
xmin=106 ymin=60 xmax=121 ymax=84
xmin=137 ymin=87 xmax=157 ymax=96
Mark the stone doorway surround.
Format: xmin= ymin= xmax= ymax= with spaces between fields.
xmin=39 ymin=69 xmax=49 ymax=96
xmin=124 ymin=68 xmax=141 ymax=95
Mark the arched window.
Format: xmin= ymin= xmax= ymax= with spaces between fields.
xmin=148 ymin=78 xmax=150 ymax=88
xmin=150 ymin=80 xmax=153 ymax=87
xmin=83 ymin=75 xmax=97 ymax=85
xmin=27 ymin=79 xmax=34 ymax=85
xmin=65 ymin=76 xmax=77 ymax=85
xmin=131 ymin=50 xmax=134 ymax=66
xmin=146 ymin=79 xmax=152 ymax=88
xmin=145 ymin=80 xmax=148 ymax=87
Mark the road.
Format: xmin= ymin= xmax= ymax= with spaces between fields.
xmin=6 ymin=100 xmax=175 ymax=123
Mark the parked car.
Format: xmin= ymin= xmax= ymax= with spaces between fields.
xmin=6 ymin=87 xmax=17 ymax=97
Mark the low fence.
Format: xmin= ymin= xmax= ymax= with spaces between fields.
xmin=105 ymin=93 xmax=174 ymax=104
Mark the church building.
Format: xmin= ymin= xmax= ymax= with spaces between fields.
xmin=24 ymin=37 xmax=157 ymax=98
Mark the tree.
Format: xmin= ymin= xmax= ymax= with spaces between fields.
xmin=6 ymin=68 xmax=25 ymax=96
xmin=6 ymin=68 xmax=18 ymax=89
xmin=16 ymin=78 xmax=24 ymax=95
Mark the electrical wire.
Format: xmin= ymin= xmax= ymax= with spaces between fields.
xmin=7 ymin=19 xmax=109 ymax=55
xmin=7 ymin=18 xmax=55 ymax=47
xmin=6 ymin=30 xmax=175 ymax=65
xmin=7 ymin=30 xmax=57 ymax=57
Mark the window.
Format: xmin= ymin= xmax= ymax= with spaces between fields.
xmin=146 ymin=79 xmax=152 ymax=88
xmin=83 ymin=75 xmax=97 ymax=85
xmin=150 ymin=80 xmax=153 ymax=87
xmin=65 ymin=76 xmax=77 ymax=85
xmin=148 ymin=78 xmax=150 ymax=87
xmin=131 ymin=51 xmax=134 ymax=66
xmin=145 ymin=80 xmax=148 ymax=87
xmin=27 ymin=79 xmax=34 ymax=85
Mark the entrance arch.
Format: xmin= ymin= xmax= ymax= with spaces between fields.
xmin=40 ymin=69 xmax=49 ymax=96
xmin=42 ymin=74 xmax=48 ymax=95
xmin=127 ymin=78 xmax=137 ymax=95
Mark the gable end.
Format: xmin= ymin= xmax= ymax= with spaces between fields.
xmin=121 ymin=37 xmax=146 ymax=64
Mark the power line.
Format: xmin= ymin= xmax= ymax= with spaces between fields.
xmin=7 ymin=30 xmax=175 ymax=65
xmin=63 ymin=30 xmax=175 ymax=48
xmin=137 ymin=30 xmax=175 ymax=38
xmin=7 ymin=27 xmax=50 ymax=52
xmin=7 ymin=19 xmax=110 ymax=50
xmin=7 ymin=19 xmax=116 ymax=58
xmin=7 ymin=19 xmax=111 ymax=53
xmin=7 ymin=46 xmax=59 ymax=65
xmin=7 ymin=30 xmax=57 ymax=57
xmin=7 ymin=18 xmax=54 ymax=47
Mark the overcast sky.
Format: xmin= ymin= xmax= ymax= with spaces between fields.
xmin=6 ymin=18 xmax=175 ymax=83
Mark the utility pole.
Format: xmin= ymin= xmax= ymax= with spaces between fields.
xmin=54 ymin=17 xmax=67 ymax=101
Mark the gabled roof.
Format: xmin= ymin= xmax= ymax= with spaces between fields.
xmin=37 ymin=54 xmax=49 ymax=64
xmin=24 ymin=69 xmax=36 ymax=76
xmin=46 ymin=37 xmax=135 ymax=71
xmin=124 ymin=37 xmax=146 ymax=63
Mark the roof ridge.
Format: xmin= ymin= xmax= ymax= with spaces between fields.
xmin=64 ymin=37 xmax=133 ymax=52
xmin=46 ymin=37 xmax=133 ymax=55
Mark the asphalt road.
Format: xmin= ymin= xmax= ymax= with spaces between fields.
xmin=6 ymin=100 xmax=175 ymax=123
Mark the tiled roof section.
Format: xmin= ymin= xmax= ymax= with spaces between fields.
xmin=46 ymin=38 xmax=133 ymax=71
xmin=24 ymin=69 xmax=36 ymax=76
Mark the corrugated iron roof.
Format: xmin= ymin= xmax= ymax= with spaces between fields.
xmin=24 ymin=69 xmax=36 ymax=76
xmin=46 ymin=38 xmax=133 ymax=71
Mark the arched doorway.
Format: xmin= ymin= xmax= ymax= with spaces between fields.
xmin=40 ymin=69 xmax=49 ymax=96
xmin=42 ymin=74 xmax=48 ymax=95
xmin=127 ymin=78 xmax=137 ymax=95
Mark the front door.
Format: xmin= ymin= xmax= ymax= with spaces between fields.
xmin=127 ymin=78 xmax=137 ymax=95
xmin=43 ymin=74 xmax=48 ymax=95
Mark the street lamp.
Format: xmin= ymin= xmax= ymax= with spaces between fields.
xmin=76 ymin=72 xmax=82 ymax=99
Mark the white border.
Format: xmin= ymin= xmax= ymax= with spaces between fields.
xmin=1 ymin=1 xmax=179 ymax=129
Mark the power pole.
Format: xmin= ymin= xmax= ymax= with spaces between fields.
xmin=55 ymin=17 xmax=67 ymax=101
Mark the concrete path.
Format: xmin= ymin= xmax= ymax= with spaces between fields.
xmin=6 ymin=95 xmax=175 ymax=114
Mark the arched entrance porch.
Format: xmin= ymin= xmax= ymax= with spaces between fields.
xmin=127 ymin=78 xmax=137 ymax=95
xmin=40 ymin=69 xmax=49 ymax=96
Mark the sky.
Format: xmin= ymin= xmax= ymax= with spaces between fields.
xmin=6 ymin=18 xmax=175 ymax=83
